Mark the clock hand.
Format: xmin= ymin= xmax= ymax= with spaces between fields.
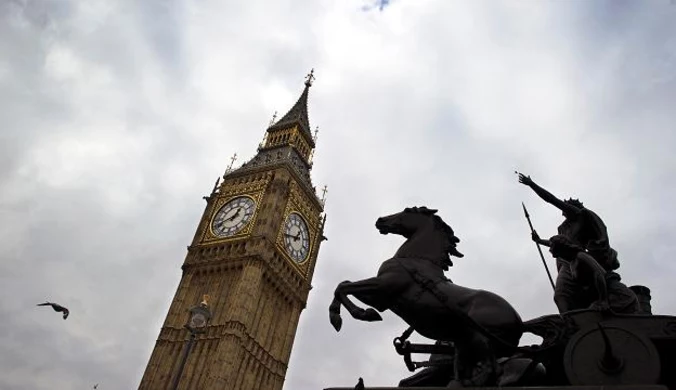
xmin=216 ymin=209 xmax=239 ymax=231
xmin=226 ymin=208 xmax=241 ymax=221
xmin=221 ymin=209 xmax=237 ymax=221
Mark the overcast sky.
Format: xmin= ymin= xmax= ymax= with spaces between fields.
xmin=2 ymin=0 xmax=676 ymax=389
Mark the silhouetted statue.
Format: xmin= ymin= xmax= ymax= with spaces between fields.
xmin=547 ymin=234 xmax=639 ymax=313
xmin=518 ymin=173 xmax=621 ymax=313
xmin=394 ymin=333 xmax=546 ymax=388
xmin=354 ymin=377 xmax=364 ymax=390
xmin=36 ymin=301 xmax=70 ymax=320
xmin=328 ymin=206 xmax=523 ymax=387
xmin=629 ymin=285 xmax=653 ymax=314
xmin=397 ymin=339 xmax=456 ymax=387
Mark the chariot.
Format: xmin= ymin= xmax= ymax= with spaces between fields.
xmin=395 ymin=308 xmax=676 ymax=389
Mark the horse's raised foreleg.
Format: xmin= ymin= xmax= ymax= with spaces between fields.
xmin=329 ymin=277 xmax=389 ymax=331
xmin=337 ymin=279 xmax=386 ymax=319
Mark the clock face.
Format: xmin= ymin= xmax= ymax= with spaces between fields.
xmin=189 ymin=313 xmax=207 ymax=329
xmin=211 ymin=196 xmax=256 ymax=237
xmin=283 ymin=212 xmax=311 ymax=263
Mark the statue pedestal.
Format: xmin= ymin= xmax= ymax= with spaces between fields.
xmin=324 ymin=387 xmax=668 ymax=390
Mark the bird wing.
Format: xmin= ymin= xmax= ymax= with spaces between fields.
xmin=46 ymin=303 xmax=68 ymax=313
xmin=37 ymin=302 xmax=70 ymax=318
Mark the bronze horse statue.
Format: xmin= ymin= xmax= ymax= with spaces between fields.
xmin=329 ymin=206 xmax=524 ymax=387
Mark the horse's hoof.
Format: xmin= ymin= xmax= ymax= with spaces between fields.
xmin=362 ymin=308 xmax=383 ymax=322
xmin=329 ymin=312 xmax=343 ymax=331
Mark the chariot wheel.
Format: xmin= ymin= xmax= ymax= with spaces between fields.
xmin=564 ymin=323 xmax=661 ymax=386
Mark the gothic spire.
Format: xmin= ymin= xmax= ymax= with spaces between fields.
xmin=267 ymin=69 xmax=315 ymax=146
xmin=225 ymin=70 xmax=321 ymax=205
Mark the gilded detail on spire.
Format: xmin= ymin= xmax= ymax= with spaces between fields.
xmin=305 ymin=68 xmax=315 ymax=87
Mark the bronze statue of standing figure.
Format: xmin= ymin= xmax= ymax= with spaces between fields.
xmin=517 ymin=173 xmax=639 ymax=314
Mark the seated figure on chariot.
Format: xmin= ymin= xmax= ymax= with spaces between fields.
xmin=540 ymin=234 xmax=640 ymax=314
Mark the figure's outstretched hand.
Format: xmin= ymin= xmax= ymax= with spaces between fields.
xmin=518 ymin=173 xmax=534 ymax=187
xmin=531 ymin=230 xmax=541 ymax=243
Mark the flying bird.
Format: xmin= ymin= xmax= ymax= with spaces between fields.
xmin=36 ymin=302 xmax=69 ymax=320
xmin=93 ymin=384 xmax=98 ymax=389
xmin=355 ymin=377 xmax=365 ymax=390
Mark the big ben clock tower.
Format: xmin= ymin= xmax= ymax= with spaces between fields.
xmin=139 ymin=71 xmax=327 ymax=390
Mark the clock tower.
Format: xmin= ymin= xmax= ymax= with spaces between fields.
xmin=139 ymin=71 xmax=327 ymax=390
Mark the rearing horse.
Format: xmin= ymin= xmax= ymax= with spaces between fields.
xmin=329 ymin=206 xmax=524 ymax=387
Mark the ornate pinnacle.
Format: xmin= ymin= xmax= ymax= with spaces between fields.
xmin=258 ymin=133 xmax=268 ymax=150
xmin=320 ymin=185 xmax=328 ymax=205
xmin=305 ymin=68 xmax=315 ymax=87
xmin=313 ymin=126 xmax=319 ymax=143
xmin=211 ymin=177 xmax=220 ymax=195
xmin=224 ymin=153 xmax=238 ymax=175
xmin=268 ymin=111 xmax=278 ymax=126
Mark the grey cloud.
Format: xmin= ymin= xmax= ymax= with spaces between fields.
xmin=1 ymin=1 xmax=676 ymax=389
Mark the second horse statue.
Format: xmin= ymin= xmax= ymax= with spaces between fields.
xmin=328 ymin=206 xmax=524 ymax=387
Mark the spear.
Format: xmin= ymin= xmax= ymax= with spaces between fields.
xmin=521 ymin=202 xmax=556 ymax=291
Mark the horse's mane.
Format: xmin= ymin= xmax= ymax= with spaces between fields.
xmin=405 ymin=206 xmax=460 ymax=245
xmin=432 ymin=215 xmax=460 ymax=244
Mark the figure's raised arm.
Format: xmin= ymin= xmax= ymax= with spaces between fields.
xmin=517 ymin=173 xmax=580 ymax=216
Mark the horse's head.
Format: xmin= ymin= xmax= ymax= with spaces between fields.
xmin=375 ymin=206 xmax=464 ymax=259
